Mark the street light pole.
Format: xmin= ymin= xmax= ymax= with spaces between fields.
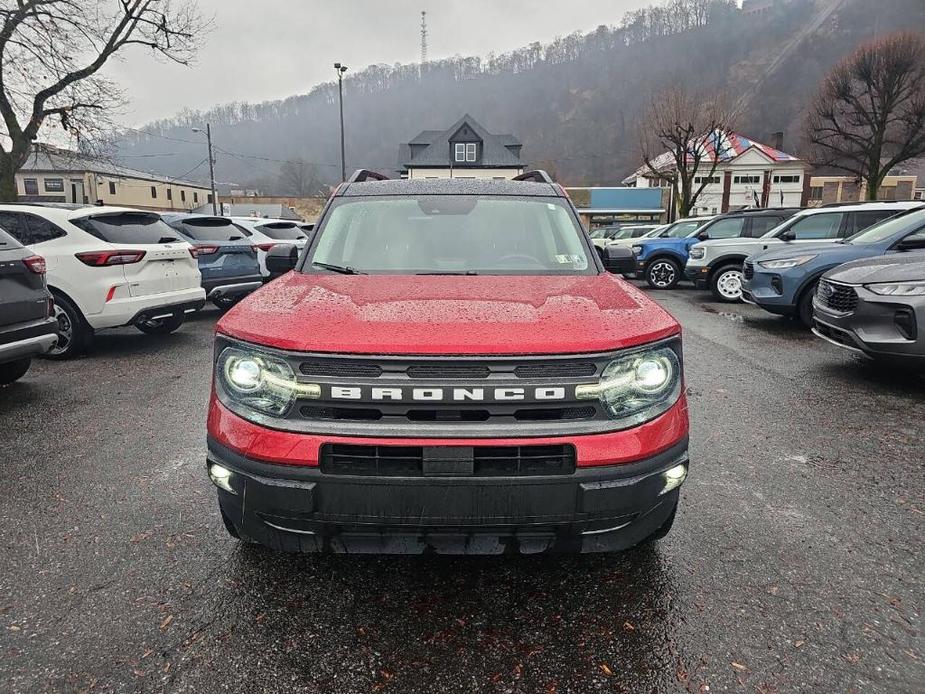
xmin=334 ymin=63 xmax=348 ymax=182
xmin=193 ymin=124 xmax=218 ymax=215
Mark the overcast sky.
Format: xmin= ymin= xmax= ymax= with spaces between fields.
xmin=104 ymin=0 xmax=649 ymax=126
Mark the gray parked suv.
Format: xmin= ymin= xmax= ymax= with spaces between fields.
xmin=0 ymin=227 xmax=57 ymax=385
xmin=812 ymin=252 xmax=925 ymax=362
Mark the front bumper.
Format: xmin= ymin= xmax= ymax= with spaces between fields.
xmin=0 ymin=316 xmax=58 ymax=363
xmin=813 ymin=289 xmax=924 ymax=359
xmin=742 ymin=268 xmax=798 ymax=315
xmin=684 ymin=263 xmax=710 ymax=288
xmin=208 ymin=436 xmax=688 ymax=554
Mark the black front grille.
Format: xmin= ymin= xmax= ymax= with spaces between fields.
xmin=320 ymin=444 xmax=576 ymax=477
xmin=406 ymin=364 xmax=491 ymax=379
xmin=300 ymin=360 xmax=383 ymax=378
xmin=299 ymin=404 xmax=596 ymax=423
xmin=743 ymin=261 xmax=754 ymax=280
xmin=816 ymin=280 xmax=858 ymax=313
xmin=514 ymin=363 xmax=596 ymax=378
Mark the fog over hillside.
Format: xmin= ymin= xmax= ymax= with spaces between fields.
xmin=114 ymin=0 xmax=925 ymax=192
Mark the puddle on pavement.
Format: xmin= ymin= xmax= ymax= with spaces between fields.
xmin=699 ymin=303 xmax=814 ymax=340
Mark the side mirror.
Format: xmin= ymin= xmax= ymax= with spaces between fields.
xmin=597 ymin=245 xmax=636 ymax=275
xmin=697 ymin=230 xmax=710 ymax=241
xmin=780 ymin=230 xmax=796 ymax=242
xmin=896 ymin=237 xmax=925 ymax=251
xmin=265 ymin=244 xmax=298 ymax=274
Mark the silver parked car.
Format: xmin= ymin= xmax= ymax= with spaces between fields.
xmin=812 ymin=251 xmax=925 ymax=362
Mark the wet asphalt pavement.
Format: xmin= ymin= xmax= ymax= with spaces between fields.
xmin=1 ymin=286 xmax=923 ymax=694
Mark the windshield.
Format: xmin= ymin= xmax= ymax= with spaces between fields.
xmin=663 ymin=220 xmax=705 ymax=238
xmin=257 ymin=222 xmax=306 ymax=241
xmin=847 ymin=208 xmax=925 ymax=245
xmin=174 ymin=218 xmax=244 ymax=242
xmin=73 ymin=212 xmax=181 ymax=244
xmin=308 ymin=195 xmax=593 ymax=275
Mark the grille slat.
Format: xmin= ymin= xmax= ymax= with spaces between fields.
xmin=320 ymin=444 xmax=576 ymax=477
xmin=743 ymin=261 xmax=755 ymax=280
xmin=300 ymin=360 xmax=383 ymax=378
xmin=816 ymin=280 xmax=858 ymax=314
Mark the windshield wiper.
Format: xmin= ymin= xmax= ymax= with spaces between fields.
xmin=415 ymin=270 xmax=479 ymax=275
xmin=312 ymin=261 xmax=366 ymax=275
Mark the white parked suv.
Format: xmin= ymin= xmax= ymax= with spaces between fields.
xmin=229 ymin=217 xmax=310 ymax=279
xmin=0 ymin=205 xmax=206 ymax=358
xmin=685 ymin=201 xmax=922 ymax=302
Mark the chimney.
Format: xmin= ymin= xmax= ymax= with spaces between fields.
xmin=772 ymin=131 xmax=784 ymax=152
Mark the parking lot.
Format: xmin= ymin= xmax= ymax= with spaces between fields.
xmin=1 ymin=284 xmax=922 ymax=694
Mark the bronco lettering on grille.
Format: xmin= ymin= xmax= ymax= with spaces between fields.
xmin=328 ymin=386 xmax=572 ymax=402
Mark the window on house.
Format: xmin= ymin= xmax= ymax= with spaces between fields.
xmin=193 ymin=192 xmax=198 ymax=203
xmin=180 ymin=190 xmax=186 ymax=202
xmin=108 ymin=181 xmax=116 ymax=195
xmin=694 ymin=176 xmax=719 ymax=185
xmin=207 ymin=194 xmax=213 ymax=204
xmin=44 ymin=178 xmax=64 ymax=193
xmin=455 ymin=142 xmax=478 ymax=163
xmin=773 ymin=174 xmax=801 ymax=184
xmin=733 ymin=175 xmax=761 ymax=185
xmin=23 ymin=179 xmax=38 ymax=196
xmin=151 ymin=186 xmax=157 ymax=199
xmin=166 ymin=188 xmax=173 ymax=201
xmin=809 ymin=186 xmax=823 ymax=200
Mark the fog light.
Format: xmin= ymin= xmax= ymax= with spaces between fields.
xmin=660 ymin=463 xmax=687 ymax=495
xmin=208 ymin=463 xmax=237 ymax=495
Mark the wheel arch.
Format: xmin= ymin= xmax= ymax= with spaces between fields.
xmin=47 ymin=284 xmax=88 ymax=322
xmin=706 ymin=255 xmax=749 ymax=282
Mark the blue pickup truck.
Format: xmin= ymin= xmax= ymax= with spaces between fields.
xmin=633 ymin=208 xmax=799 ymax=289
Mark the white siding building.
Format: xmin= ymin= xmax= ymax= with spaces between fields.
xmin=623 ymin=132 xmax=809 ymax=215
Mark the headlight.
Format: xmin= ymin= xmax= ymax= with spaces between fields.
xmin=689 ymin=247 xmax=705 ymax=260
xmin=758 ymin=255 xmax=817 ymax=269
xmin=631 ymin=245 xmax=644 ymax=255
xmin=217 ymin=346 xmax=320 ymax=418
xmin=865 ymin=280 xmax=925 ymax=296
xmin=576 ymin=344 xmax=682 ymax=426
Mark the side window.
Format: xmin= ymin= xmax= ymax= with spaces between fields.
xmin=851 ymin=210 xmax=894 ymax=235
xmin=898 ymin=227 xmax=925 ymax=245
xmin=0 ymin=212 xmax=66 ymax=245
xmin=748 ymin=216 xmax=784 ymax=237
xmin=704 ymin=217 xmax=745 ymax=239
xmin=785 ymin=213 xmax=845 ymax=240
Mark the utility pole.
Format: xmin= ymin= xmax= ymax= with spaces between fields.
xmin=334 ymin=63 xmax=348 ymax=182
xmin=192 ymin=124 xmax=218 ymax=214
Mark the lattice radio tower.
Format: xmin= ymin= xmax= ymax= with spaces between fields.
xmin=420 ymin=11 xmax=428 ymax=64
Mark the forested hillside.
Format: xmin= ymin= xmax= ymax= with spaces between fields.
xmin=114 ymin=0 xmax=925 ymax=191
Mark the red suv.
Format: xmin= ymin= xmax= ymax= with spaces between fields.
xmin=207 ymin=171 xmax=689 ymax=554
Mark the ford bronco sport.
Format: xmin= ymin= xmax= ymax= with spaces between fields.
xmin=206 ymin=171 xmax=689 ymax=554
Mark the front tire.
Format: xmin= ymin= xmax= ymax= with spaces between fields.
xmin=645 ymin=258 xmax=681 ymax=289
xmin=0 ymin=358 xmax=31 ymax=386
xmin=135 ymin=314 xmax=185 ymax=335
xmin=44 ymin=294 xmax=91 ymax=360
xmin=710 ymin=264 xmax=744 ymax=302
xmin=798 ymin=282 xmax=817 ymax=328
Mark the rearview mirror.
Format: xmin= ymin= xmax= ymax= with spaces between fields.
xmin=597 ymin=245 xmax=636 ymax=275
xmin=265 ymin=244 xmax=298 ymax=274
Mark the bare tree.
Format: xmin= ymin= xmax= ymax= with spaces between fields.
xmin=277 ymin=158 xmax=324 ymax=197
xmin=805 ymin=32 xmax=925 ymax=201
xmin=639 ymin=87 xmax=736 ymax=218
xmin=0 ymin=0 xmax=206 ymax=201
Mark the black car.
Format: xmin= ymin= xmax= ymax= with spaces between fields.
xmin=0 ymin=227 xmax=57 ymax=385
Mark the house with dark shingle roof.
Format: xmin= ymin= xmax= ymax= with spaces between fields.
xmin=398 ymin=114 xmax=525 ymax=180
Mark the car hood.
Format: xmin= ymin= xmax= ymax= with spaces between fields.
xmin=218 ymin=273 xmax=680 ymax=355
xmin=824 ymin=251 xmax=925 ymax=284
xmin=749 ymin=242 xmax=858 ymax=262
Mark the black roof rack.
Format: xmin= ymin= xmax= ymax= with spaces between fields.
xmin=512 ymin=170 xmax=555 ymax=184
xmin=347 ymin=169 xmax=390 ymax=183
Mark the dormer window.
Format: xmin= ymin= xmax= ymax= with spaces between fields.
xmin=455 ymin=142 xmax=477 ymax=163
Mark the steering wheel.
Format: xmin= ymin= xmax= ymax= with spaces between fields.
xmin=495 ymin=254 xmax=545 ymax=269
